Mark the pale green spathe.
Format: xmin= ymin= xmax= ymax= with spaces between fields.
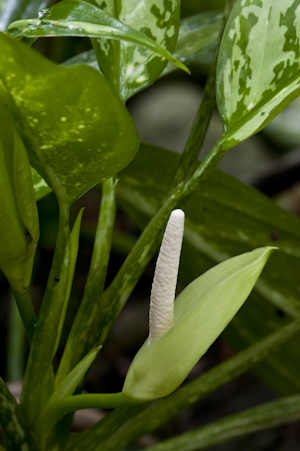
xmin=123 ymin=247 xmax=275 ymax=401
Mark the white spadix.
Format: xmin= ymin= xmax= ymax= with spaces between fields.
xmin=148 ymin=209 xmax=185 ymax=346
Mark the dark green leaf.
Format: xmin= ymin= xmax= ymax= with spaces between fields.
xmin=117 ymin=142 xmax=300 ymax=393
xmin=0 ymin=33 xmax=139 ymax=205
xmin=217 ymin=0 xmax=300 ymax=150
xmin=145 ymin=395 xmax=300 ymax=451
xmin=0 ymin=377 xmax=39 ymax=450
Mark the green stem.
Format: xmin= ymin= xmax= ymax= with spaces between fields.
xmin=171 ymin=16 xmax=226 ymax=189
xmin=6 ymin=292 xmax=25 ymax=381
xmin=66 ymin=320 xmax=300 ymax=451
xmin=180 ymin=135 xmax=227 ymax=202
xmin=170 ymin=0 xmax=234 ymax=191
xmin=40 ymin=392 xmax=138 ymax=444
xmin=56 ymin=177 xmax=117 ymax=384
xmin=146 ymin=395 xmax=300 ymax=451
xmin=20 ymin=202 xmax=71 ymax=427
xmin=10 ymin=288 xmax=36 ymax=344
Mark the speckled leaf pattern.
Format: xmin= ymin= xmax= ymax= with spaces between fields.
xmin=117 ymin=143 xmax=300 ymax=393
xmin=89 ymin=0 xmax=180 ymax=101
xmin=0 ymin=33 xmax=139 ymax=205
xmin=217 ymin=0 xmax=300 ymax=150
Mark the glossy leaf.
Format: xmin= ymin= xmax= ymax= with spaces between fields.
xmin=123 ymin=247 xmax=274 ymax=401
xmin=87 ymin=0 xmax=181 ymax=101
xmin=0 ymin=0 xmax=48 ymax=32
xmin=7 ymin=1 xmax=188 ymax=79
xmin=217 ymin=0 xmax=300 ymax=150
xmin=117 ymin=142 xmax=300 ymax=393
xmin=0 ymin=33 xmax=139 ymax=206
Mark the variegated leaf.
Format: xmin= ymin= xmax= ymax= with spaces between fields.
xmin=89 ymin=0 xmax=180 ymax=101
xmin=62 ymin=10 xmax=223 ymax=77
xmin=217 ymin=0 xmax=300 ymax=150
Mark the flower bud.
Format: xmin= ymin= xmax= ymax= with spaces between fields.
xmin=0 ymin=99 xmax=39 ymax=292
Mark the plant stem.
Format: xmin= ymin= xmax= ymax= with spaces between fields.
xmin=180 ymin=135 xmax=227 ymax=202
xmin=43 ymin=392 xmax=137 ymax=432
xmin=10 ymin=288 xmax=36 ymax=344
xmin=146 ymin=394 xmax=300 ymax=451
xmin=66 ymin=320 xmax=300 ymax=451
xmin=39 ymin=392 xmax=137 ymax=448
xmin=20 ymin=202 xmax=71 ymax=427
xmin=56 ymin=177 xmax=117 ymax=384
xmin=6 ymin=292 xmax=25 ymax=381
xmin=171 ymin=0 xmax=234 ymax=190
xmin=171 ymin=28 xmax=224 ymax=188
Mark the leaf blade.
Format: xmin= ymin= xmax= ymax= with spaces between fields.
xmin=217 ymin=0 xmax=300 ymax=149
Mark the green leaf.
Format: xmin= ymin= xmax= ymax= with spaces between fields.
xmin=0 ymin=0 xmax=48 ymax=32
xmin=163 ymin=9 xmax=223 ymax=75
xmin=7 ymin=1 xmax=188 ymax=84
xmin=52 ymin=347 xmax=101 ymax=403
xmin=217 ymin=0 xmax=300 ymax=150
xmin=145 ymin=395 xmax=300 ymax=451
xmin=62 ymin=10 xmax=223 ymax=78
xmin=40 ymin=346 xmax=101 ymax=446
xmin=87 ymin=0 xmax=182 ymax=101
xmin=117 ymin=143 xmax=300 ymax=394
xmin=123 ymin=247 xmax=274 ymax=401
xmin=0 ymin=32 xmax=139 ymax=206
xmin=0 ymin=97 xmax=39 ymax=292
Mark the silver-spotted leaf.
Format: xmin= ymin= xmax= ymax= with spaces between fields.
xmin=88 ymin=0 xmax=181 ymax=101
xmin=217 ymin=0 xmax=300 ymax=150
